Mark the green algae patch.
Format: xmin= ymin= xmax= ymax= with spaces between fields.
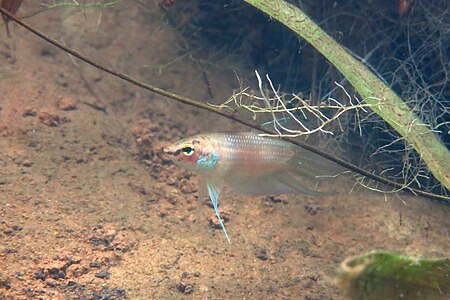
xmin=338 ymin=251 xmax=450 ymax=300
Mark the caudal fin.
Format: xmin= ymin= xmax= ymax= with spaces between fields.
xmin=291 ymin=147 xmax=348 ymax=181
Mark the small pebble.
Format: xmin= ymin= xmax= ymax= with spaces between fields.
xmin=176 ymin=282 xmax=194 ymax=294
xmin=94 ymin=266 xmax=111 ymax=279
xmin=58 ymin=97 xmax=78 ymax=111
xmin=22 ymin=108 xmax=36 ymax=117
xmin=21 ymin=159 xmax=33 ymax=167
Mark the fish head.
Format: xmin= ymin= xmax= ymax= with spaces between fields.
xmin=163 ymin=135 xmax=218 ymax=173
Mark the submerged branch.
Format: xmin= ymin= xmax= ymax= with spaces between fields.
xmin=213 ymin=71 xmax=372 ymax=137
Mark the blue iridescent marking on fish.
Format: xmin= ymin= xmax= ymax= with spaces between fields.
xmin=197 ymin=153 xmax=218 ymax=170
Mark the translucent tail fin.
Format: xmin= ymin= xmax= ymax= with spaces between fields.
xmin=290 ymin=147 xmax=348 ymax=182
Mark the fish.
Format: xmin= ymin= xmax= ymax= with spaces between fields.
xmin=164 ymin=132 xmax=345 ymax=243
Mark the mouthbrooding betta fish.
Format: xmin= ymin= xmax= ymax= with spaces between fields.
xmin=164 ymin=132 xmax=345 ymax=243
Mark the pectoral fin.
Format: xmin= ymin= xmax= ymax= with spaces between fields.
xmin=206 ymin=180 xmax=230 ymax=243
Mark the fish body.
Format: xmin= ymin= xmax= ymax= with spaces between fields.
xmin=164 ymin=132 xmax=344 ymax=242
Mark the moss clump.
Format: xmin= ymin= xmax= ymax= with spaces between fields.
xmin=339 ymin=251 xmax=450 ymax=300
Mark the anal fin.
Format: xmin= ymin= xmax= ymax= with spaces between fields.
xmin=229 ymin=172 xmax=324 ymax=196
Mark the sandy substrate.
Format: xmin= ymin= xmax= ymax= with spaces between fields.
xmin=0 ymin=3 xmax=449 ymax=299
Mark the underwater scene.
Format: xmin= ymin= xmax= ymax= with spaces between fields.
xmin=0 ymin=1 xmax=449 ymax=299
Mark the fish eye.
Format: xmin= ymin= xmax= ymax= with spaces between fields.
xmin=181 ymin=145 xmax=194 ymax=156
